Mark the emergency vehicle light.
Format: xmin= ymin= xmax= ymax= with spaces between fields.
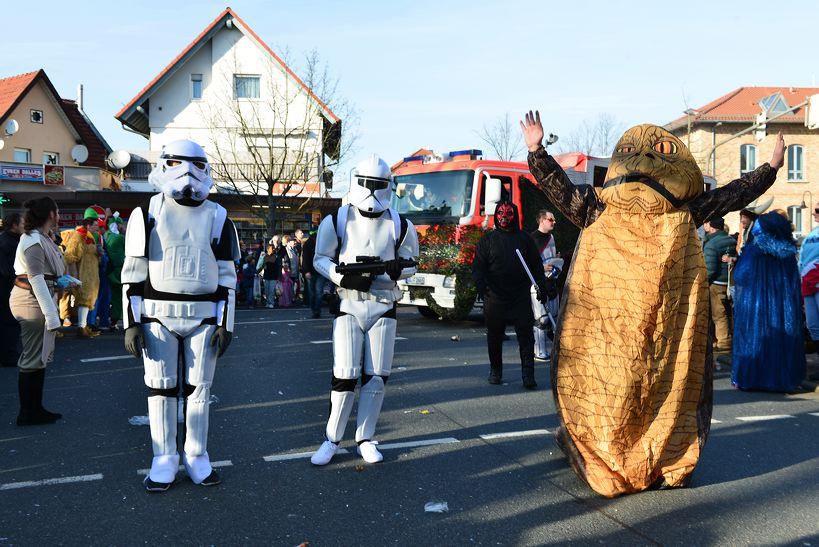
xmin=448 ymin=149 xmax=482 ymax=158
xmin=402 ymin=155 xmax=427 ymax=163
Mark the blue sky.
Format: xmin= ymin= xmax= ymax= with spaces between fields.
xmin=4 ymin=0 xmax=818 ymax=179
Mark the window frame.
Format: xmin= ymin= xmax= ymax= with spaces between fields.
xmin=42 ymin=151 xmax=59 ymax=165
xmin=787 ymin=144 xmax=804 ymax=182
xmin=191 ymin=73 xmax=203 ymax=100
xmin=13 ymin=148 xmax=31 ymax=163
xmin=233 ymin=74 xmax=261 ymax=100
xmin=739 ymin=144 xmax=757 ymax=176
xmin=788 ymin=205 xmax=803 ymax=237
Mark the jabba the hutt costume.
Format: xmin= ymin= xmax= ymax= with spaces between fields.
xmin=528 ymin=124 xmax=778 ymax=497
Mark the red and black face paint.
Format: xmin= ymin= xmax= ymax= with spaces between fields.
xmin=496 ymin=202 xmax=516 ymax=230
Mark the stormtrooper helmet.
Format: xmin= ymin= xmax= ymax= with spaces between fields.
xmin=348 ymin=154 xmax=393 ymax=214
xmin=148 ymin=140 xmax=213 ymax=201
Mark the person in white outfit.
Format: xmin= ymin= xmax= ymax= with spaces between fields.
xmin=310 ymin=154 xmax=419 ymax=466
xmin=121 ymin=140 xmax=239 ymax=492
xmin=529 ymin=209 xmax=560 ymax=361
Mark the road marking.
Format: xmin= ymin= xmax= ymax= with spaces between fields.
xmin=52 ymin=366 xmax=143 ymax=379
xmin=264 ymin=449 xmax=350 ymax=462
xmin=0 ymin=435 xmax=33 ymax=443
xmin=80 ymin=355 xmax=134 ymax=363
xmin=0 ymin=473 xmax=103 ymax=491
xmin=711 ymin=419 xmax=722 ymax=424
xmin=377 ymin=437 xmax=459 ymax=450
xmin=736 ymin=415 xmax=795 ymax=422
xmin=480 ymin=429 xmax=551 ymax=440
xmin=235 ymin=319 xmax=326 ymax=325
xmin=311 ymin=337 xmax=407 ymax=345
xmin=136 ymin=460 xmax=233 ymax=476
xmin=263 ymin=437 xmax=458 ymax=462
xmin=809 ymin=413 xmax=819 ymax=417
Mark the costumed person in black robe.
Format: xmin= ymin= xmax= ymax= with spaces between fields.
xmin=472 ymin=201 xmax=550 ymax=389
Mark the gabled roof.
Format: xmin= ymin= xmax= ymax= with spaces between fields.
xmin=115 ymin=7 xmax=340 ymax=137
xmin=666 ymin=86 xmax=819 ymax=131
xmin=0 ymin=70 xmax=50 ymax=127
xmin=61 ymin=99 xmax=112 ymax=169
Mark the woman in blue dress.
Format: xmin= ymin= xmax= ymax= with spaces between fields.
xmin=731 ymin=211 xmax=805 ymax=391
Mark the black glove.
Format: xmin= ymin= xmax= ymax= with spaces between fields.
xmin=210 ymin=326 xmax=232 ymax=358
xmin=384 ymin=259 xmax=403 ymax=281
xmin=536 ymin=287 xmax=549 ymax=305
xmin=475 ymin=281 xmax=487 ymax=299
xmin=124 ymin=325 xmax=144 ymax=358
xmin=340 ymin=274 xmax=373 ymax=292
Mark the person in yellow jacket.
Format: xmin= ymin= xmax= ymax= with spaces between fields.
xmin=60 ymin=207 xmax=101 ymax=337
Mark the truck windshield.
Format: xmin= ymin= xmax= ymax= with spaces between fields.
xmin=391 ymin=170 xmax=474 ymax=222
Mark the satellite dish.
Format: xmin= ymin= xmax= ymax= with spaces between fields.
xmin=107 ymin=150 xmax=131 ymax=169
xmin=4 ymin=119 xmax=19 ymax=136
xmin=71 ymin=144 xmax=89 ymax=163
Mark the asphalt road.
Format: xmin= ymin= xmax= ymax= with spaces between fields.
xmin=0 ymin=305 xmax=817 ymax=546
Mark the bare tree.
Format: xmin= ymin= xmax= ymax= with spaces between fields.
xmin=476 ymin=113 xmax=525 ymax=161
xmin=559 ymin=113 xmax=624 ymax=156
xmin=201 ymin=49 xmax=358 ymax=236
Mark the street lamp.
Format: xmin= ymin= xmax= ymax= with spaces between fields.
xmin=800 ymin=190 xmax=814 ymax=231
xmin=683 ymin=109 xmax=700 ymax=150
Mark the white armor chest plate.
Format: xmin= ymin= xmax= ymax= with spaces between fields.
xmin=338 ymin=210 xmax=396 ymax=265
xmin=148 ymin=199 xmax=219 ymax=295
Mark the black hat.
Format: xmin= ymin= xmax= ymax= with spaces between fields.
xmin=707 ymin=217 xmax=725 ymax=231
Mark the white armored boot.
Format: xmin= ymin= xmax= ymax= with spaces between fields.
xmin=146 ymin=395 xmax=180 ymax=492
xmin=355 ymin=376 xmax=386 ymax=463
xmin=183 ymin=383 xmax=219 ymax=486
xmin=311 ymin=390 xmax=355 ymax=465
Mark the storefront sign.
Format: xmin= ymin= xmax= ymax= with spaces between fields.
xmin=44 ymin=165 xmax=65 ymax=185
xmin=0 ymin=164 xmax=44 ymax=182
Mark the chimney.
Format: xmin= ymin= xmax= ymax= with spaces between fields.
xmin=77 ymin=84 xmax=84 ymax=112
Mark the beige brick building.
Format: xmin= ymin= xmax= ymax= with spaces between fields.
xmin=666 ymin=87 xmax=819 ymax=237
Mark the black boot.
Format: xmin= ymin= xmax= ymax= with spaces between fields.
xmin=488 ymin=367 xmax=502 ymax=385
xmin=17 ymin=369 xmax=62 ymax=426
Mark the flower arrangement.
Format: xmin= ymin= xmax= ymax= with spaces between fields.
xmin=414 ymin=224 xmax=485 ymax=319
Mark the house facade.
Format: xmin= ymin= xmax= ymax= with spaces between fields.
xmin=115 ymin=7 xmax=341 ymax=238
xmin=667 ymin=86 xmax=819 ymax=236
xmin=0 ymin=69 xmax=115 ymax=224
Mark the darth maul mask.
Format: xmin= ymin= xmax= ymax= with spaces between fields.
xmin=495 ymin=202 xmax=517 ymax=231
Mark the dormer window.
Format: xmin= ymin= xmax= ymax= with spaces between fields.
xmin=759 ymin=92 xmax=790 ymax=115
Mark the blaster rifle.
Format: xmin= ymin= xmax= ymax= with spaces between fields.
xmin=336 ymin=256 xmax=416 ymax=276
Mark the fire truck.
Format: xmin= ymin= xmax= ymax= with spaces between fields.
xmin=389 ymin=149 xmax=610 ymax=319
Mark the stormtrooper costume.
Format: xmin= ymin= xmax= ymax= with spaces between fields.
xmin=310 ymin=155 xmax=419 ymax=466
xmin=121 ymin=140 xmax=239 ymax=492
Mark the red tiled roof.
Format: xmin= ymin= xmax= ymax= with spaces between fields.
xmin=668 ymin=86 xmax=819 ymax=129
xmin=116 ymin=7 xmax=339 ymax=124
xmin=0 ymin=70 xmax=41 ymax=125
xmin=61 ymin=99 xmax=111 ymax=169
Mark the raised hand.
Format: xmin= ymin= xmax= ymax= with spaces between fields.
xmin=770 ymin=132 xmax=786 ymax=170
xmin=520 ymin=110 xmax=544 ymax=152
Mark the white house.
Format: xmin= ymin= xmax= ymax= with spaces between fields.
xmin=115 ymin=7 xmax=341 ymax=199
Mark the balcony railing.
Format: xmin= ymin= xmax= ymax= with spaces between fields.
xmin=123 ymin=161 xmax=314 ymax=182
